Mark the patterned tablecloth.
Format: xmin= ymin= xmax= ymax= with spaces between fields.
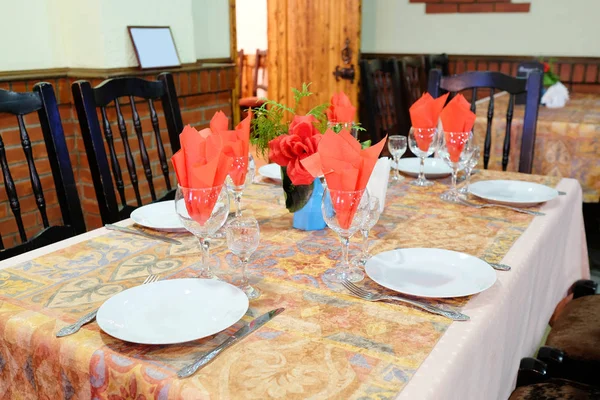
xmin=474 ymin=93 xmax=600 ymax=202
xmin=0 ymin=170 xmax=559 ymax=399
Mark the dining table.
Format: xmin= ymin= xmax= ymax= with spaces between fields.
xmin=474 ymin=92 xmax=600 ymax=203
xmin=0 ymin=168 xmax=589 ymax=399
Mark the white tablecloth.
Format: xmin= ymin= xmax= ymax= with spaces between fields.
xmin=0 ymin=179 xmax=589 ymax=400
xmin=398 ymin=177 xmax=589 ymax=400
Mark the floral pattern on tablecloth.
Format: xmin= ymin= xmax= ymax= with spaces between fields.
xmin=0 ymin=170 xmax=560 ymax=399
xmin=474 ymin=92 xmax=600 ymax=202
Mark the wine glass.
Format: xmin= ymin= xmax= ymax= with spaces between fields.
xmin=387 ymin=135 xmax=407 ymax=183
xmin=226 ymin=153 xmax=255 ymax=217
xmin=438 ymin=131 xmax=474 ymax=203
xmin=351 ymin=196 xmax=381 ymax=267
xmin=408 ymin=127 xmax=440 ymax=187
xmin=226 ymin=215 xmax=260 ymax=299
xmin=175 ymin=185 xmax=230 ymax=278
xmin=459 ymin=145 xmax=480 ymax=195
xmin=322 ymin=187 xmax=370 ymax=282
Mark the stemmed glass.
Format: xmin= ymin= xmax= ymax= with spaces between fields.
xmin=459 ymin=145 xmax=480 ymax=195
xmin=175 ymin=185 xmax=230 ymax=278
xmin=226 ymin=215 xmax=260 ymax=299
xmin=408 ymin=127 xmax=440 ymax=187
xmin=226 ymin=154 xmax=255 ymax=217
xmin=322 ymin=187 xmax=370 ymax=282
xmin=388 ymin=135 xmax=407 ymax=183
xmin=351 ymin=196 xmax=381 ymax=267
xmin=438 ymin=131 xmax=474 ymax=203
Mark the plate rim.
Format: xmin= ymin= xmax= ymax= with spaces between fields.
xmin=364 ymin=247 xmax=496 ymax=298
xmin=468 ymin=179 xmax=558 ymax=205
xmin=130 ymin=200 xmax=186 ymax=232
xmin=96 ymin=278 xmax=249 ymax=345
xmin=258 ymin=163 xmax=282 ymax=180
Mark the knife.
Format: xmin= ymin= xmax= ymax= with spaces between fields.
xmin=177 ymin=308 xmax=285 ymax=378
xmin=105 ymin=224 xmax=182 ymax=245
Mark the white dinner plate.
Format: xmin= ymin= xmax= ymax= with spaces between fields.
xmin=365 ymin=248 xmax=496 ymax=298
xmin=130 ymin=200 xmax=185 ymax=232
xmin=468 ymin=180 xmax=558 ymax=207
xmin=97 ymin=278 xmax=249 ymax=345
xmin=392 ymin=157 xmax=452 ymax=179
xmin=258 ymin=163 xmax=282 ymax=181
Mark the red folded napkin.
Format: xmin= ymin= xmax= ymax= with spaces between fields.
xmin=209 ymin=111 xmax=252 ymax=185
xmin=326 ymin=91 xmax=356 ymax=123
xmin=171 ymin=125 xmax=232 ymax=224
xmin=301 ymin=129 xmax=386 ymax=229
xmin=440 ymin=94 xmax=476 ymax=162
xmin=409 ymin=92 xmax=448 ymax=151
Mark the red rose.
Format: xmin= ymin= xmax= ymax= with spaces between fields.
xmin=543 ymin=62 xmax=550 ymax=73
xmin=268 ymin=115 xmax=322 ymax=185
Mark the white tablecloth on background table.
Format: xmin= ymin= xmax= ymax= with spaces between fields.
xmin=0 ymin=179 xmax=589 ymax=400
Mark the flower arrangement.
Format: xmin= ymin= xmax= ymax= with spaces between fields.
xmin=542 ymin=60 xmax=561 ymax=87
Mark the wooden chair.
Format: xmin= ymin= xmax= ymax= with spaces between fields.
xmin=428 ymin=69 xmax=543 ymax=174
xmin=399 ymin=56 xmax=427 ymax=106
xmin=72 ymin=73 xmax=183 ymax=225
xmin=239 ymin=49 xmax=268 ymax=116
xmin=0 ymin=83 xmax=85 ymax=260
xmin=359 ymin=58 xmax=408 ymax=148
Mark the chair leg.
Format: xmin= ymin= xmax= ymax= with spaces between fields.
xmin=539 ymin=346 xmax=600 ymax=388
xmin=573 ymin=279 xmax=598 ymax=299
xmin=516 ymin=357 xmax=548 ymax=387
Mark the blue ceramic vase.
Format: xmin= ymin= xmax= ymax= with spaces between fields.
xmin=292 ymin=179 xmax=326 ymax=231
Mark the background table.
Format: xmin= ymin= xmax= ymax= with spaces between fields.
xmin=0 ymin=172 xmax=589 ymax=399
xmin=474 ymin=93 xmax=600 ymax=202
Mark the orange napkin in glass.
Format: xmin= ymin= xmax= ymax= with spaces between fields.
xmin=326 ymin=91 xmax=356 ymax=123
xmin=440 ymin=94 xmax=476 ymax=162
xmin=209 ymin=110 xmax=252 ymax=185
xmin=171 ymin=125 xmax=232 ymax=224
xmin=409 ymin=92 xmax=448 ymax=151
xmin=301 ymin=129 xmax=386 ymax=229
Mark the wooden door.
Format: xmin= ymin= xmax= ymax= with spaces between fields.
xmin=267 ymin=0 xmax=362 ymax=115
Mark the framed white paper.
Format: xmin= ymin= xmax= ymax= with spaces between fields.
xmin=128 ymin=26 xmax=181 ymax=70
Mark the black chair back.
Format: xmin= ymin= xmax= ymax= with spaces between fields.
xmin=359 ymin=58 xmax=407 ymax=146
xmin=72 ymin=72 xmax=183 ymax=224
xmin=428 ymin=69 xmax=543 ymax=173
xmin=0 ymin=83 xmax=85 ymax=260
xmin=515 ymin=61 xmax=544 ymax=105
xmin=425 ymin=54 xmax=450 ymax=77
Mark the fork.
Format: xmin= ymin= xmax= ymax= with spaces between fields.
xmin=457 ymin=198 xmax=545 ymax=216
xmin=56 ymin=274 xmax=160 ymax=337
xmin=341 ymin=280 xmax=470 ymax=321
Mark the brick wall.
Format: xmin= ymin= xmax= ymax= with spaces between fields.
xmin=0 ymin=65 xmax=235 ymax=249
xmin=409 ymin=0 xmax=531 ymax=14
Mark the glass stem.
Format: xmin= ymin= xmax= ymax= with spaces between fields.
xmin=234 ymin=191 xmax=243 ymax=217
xmin=361 ymin=229 xmax=369 ymax=258
xmin=464 ymin=167 xmax=472 ymax=193
xmin=393 ymin=155 xmax=399 ymax=180
xmin=199 ymin=237 xmax=211 ymax=276
xmin=451 ymin=167 xmax=459 ymax=195
xmin=340 ymin=235 xmax=350 ymax=267
xmin=418 ymin=156 xmax=426 ymax=181
xmin=240 ymin=257 xmax=249 ymax=287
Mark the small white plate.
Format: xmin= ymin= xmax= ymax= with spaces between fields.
xmin=258 ymin=163 xmax=282 ymax=181
xmin=469 ymin=180 xmax=558 ymax=207
xmin=130 ymin=200 xmax=185 ymax=232
xmin=392 ymin=158 xmax=452 ymax=179
xmin=365 ymin=248 xmax=496 ymax=298
xmin=97 ymin=278 xmax=249 ymax=345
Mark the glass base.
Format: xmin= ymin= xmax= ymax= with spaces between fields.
xmin=409 ymin=177 xmax=434 ymax=187
xmin=390 ymin=174 xmax=404 ymax=183
xmin=324 ymin=266 xmax=364 ymax=283
xmin=242 ymin=285 xmax=260 ymax=300
xmin=351 ymin=254 xmax=369 ymax=267
xmin=440 ymin=190 xmax=462 ymax=203
xmin=458 ymin=186 xmax=468 ymax=194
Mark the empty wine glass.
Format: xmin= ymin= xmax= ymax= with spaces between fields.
xmin=408 ymin=127 xmax=440 ymax=187
xmin=438 ymin=131 xmax=474 ymax=203
xmin=388 ymin=135 xmax=407 ymax=183
xmin=322 ymin=187 xmax=370 ymax=282
xmin=175 ymin=185 xmax=230 ymax=278
xmin=226 ymin=215 xmax=260 ymax=299
xmin=226 ymin=153 xmax=255 ymax=217
xmin=459 ymin=145 xmax=480 ymax=195
xmin=351 ymin=196 xmax=381 ymax=267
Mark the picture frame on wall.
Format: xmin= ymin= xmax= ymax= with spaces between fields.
xmin=127 ymin=26 xmax=181 ymax=69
